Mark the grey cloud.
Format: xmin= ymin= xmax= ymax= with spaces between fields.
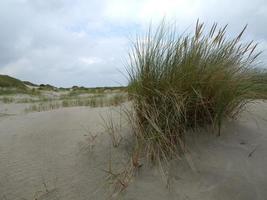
xmin=0 ymin=0 xmax=266 ymax=87
xmin=26 ymin=0 xmax=66 ymax=11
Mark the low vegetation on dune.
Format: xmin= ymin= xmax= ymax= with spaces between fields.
xmin=0 ymin=74 xmax=27 ymax=95
xmin=127 ymin=21 xmax=267 ymax=162
xmin=0 ymin=74 xmax=128 ymax=110
xmin=22 ymin=81 xmax=39 ymax=87
xmin=252 ymin=71 xmax=267 ymax=94
xmin=0 ymin=74 xmax=26 ymax=89
xmin=24 ymin=93 xmax=128 ymax=112
xmin=0 ymin=74 xmax=41 ymax=96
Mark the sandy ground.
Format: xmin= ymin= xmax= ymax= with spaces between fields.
xmin=0 ymin=102 xmax=30 ymax=115
xmin=0 ymin=101 xmax=267 ymax=199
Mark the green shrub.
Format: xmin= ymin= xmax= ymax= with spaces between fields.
xmin=127 ymin=21 xmax=266 ymax=161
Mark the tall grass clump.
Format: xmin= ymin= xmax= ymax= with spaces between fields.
xmin=127 ymin=20 xmax=266 ymax=162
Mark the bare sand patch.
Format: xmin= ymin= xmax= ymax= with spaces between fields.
xmin=0 ymin=101 xmax=266 ymax=199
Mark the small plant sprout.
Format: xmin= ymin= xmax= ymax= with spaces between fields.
xmin=101 ymin=110 xmax=123 ymax=148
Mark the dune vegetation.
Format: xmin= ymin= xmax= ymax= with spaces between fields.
xmin=0 ymin=74 xmax=42 ymax=96
xmin=0 ymin=73 xmax=128 ymax=112
xmin=24 ymin=92 xmax=128 ymax=112
xmin=0 ymin=74 xmax=26 ymax=89
xmin=127 ymin=21 xmax=267 ymax=162
xmin=0 ymin=74 xmax=27 ymax=95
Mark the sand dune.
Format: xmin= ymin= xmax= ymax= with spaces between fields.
xmin=0 ymin=101 xmax=266 ymax=199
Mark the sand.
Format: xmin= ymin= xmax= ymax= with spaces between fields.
xmin=0 ymin=101 xmax=267 ymax=199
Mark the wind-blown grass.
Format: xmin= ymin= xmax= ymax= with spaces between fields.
xmin=0 ymin=96 xmax=14 ymax=103
xmin=127 ymin=21 xmax=267 ymax=162
xmin=25 ymin=93 xmax=128 ymax=112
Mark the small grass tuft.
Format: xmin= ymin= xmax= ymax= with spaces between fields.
xmin=101 ymin=111 xmax=123 ymax=148
xmin=0 ymin=96 xmax=14 ymax=103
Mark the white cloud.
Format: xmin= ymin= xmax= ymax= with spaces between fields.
xmin=79 ymin=57 xmax=103 ymax=65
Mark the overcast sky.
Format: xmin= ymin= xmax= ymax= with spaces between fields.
xmin=0 ymin=0 xmax=266 ymax=87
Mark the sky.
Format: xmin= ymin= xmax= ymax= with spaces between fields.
xmin=0 ymin=0 xmax=267 ymax=87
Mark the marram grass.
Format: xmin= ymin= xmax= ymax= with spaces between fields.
xmin=127 ymin=21 xmax=266 ymax=161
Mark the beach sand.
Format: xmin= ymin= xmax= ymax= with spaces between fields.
xmin=0 ymin=101 xmax=266 ymax=199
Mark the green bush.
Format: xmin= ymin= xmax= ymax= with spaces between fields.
xmin=127 ymin=21 xmax=266 ymax=161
